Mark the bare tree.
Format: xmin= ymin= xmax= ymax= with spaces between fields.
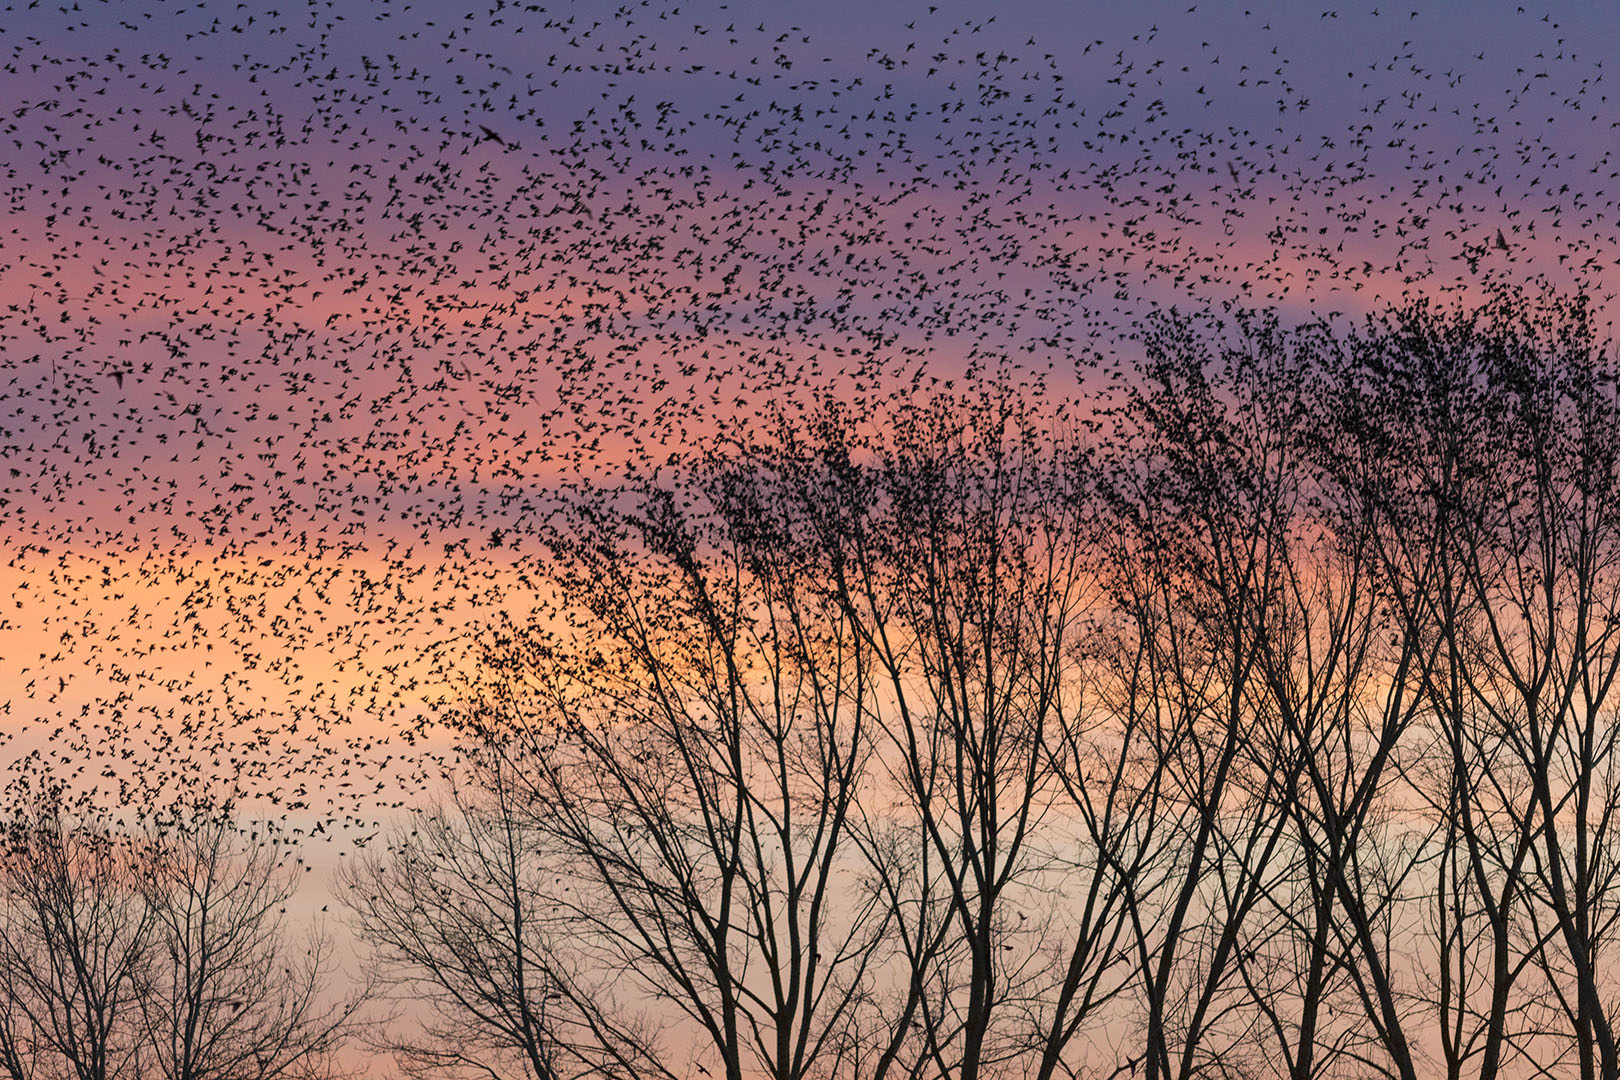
xmin=342 ymin=748 xmax=667 ymax=1080
xmin=810 ymin=386 xmax=1130 ymax=1080
xmin=0 ymin=793 xmax=358 ymax=1080
xmin=402 ymin=381 xmax=1162 ymax=1080
xmin=0 ymin=799 xmax=151 ymax=1080
xmin=138 ymin=810 xmax=361 ymax=1080
xmin=414 ymin=414 xmax=896 ymax=1080
xmin=1344 ymin=293 xmax=1620 ymax=1080
xmin=1308 ymin=298 xmax=1548 ymax=1080
xmin=1097 ymin=313 xmax=1301 ymax=1080
xmin=1246 ymin=315 xmax=1441 ymax=1080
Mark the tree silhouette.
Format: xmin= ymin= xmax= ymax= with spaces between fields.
xmin=0 ymin=795 xmax=357 ymax=1080
xmin=0 ymin=800 xmax=151 ymax=1080
xmin=370 ymin=289 xmax=1620 ymax=1080
xmin=138 ymin=811 xmax=361 ymax=1080
xmin=343 ymin=748 xmax=668 ymax=1080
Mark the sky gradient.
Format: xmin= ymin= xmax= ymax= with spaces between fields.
xmin=5 ymin=0 xmax=1620 ymax=832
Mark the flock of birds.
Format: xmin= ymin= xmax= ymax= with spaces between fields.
xmin=1 ymin=0 xmax=1619 ymax=836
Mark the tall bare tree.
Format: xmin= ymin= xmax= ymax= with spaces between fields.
xmin=404 ymin=380 xmax=1170 ymax=1080
xmin=811 ymin=386 xmax=1131 ymax=1080
xmin=1097 ymin=312 xmax=1305 ymax=1080
xmin=1346 ymin=293 xmax=1620 ymax=1080
xmin=422 ymin=413 xmax=894 ymax=1080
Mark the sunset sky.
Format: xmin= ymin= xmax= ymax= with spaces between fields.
xmin=4 ymin=0 xmax=1620 ymax=837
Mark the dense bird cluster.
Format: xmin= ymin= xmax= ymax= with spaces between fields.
xmin=0 ymin=0 xmax=1617 ymax=833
